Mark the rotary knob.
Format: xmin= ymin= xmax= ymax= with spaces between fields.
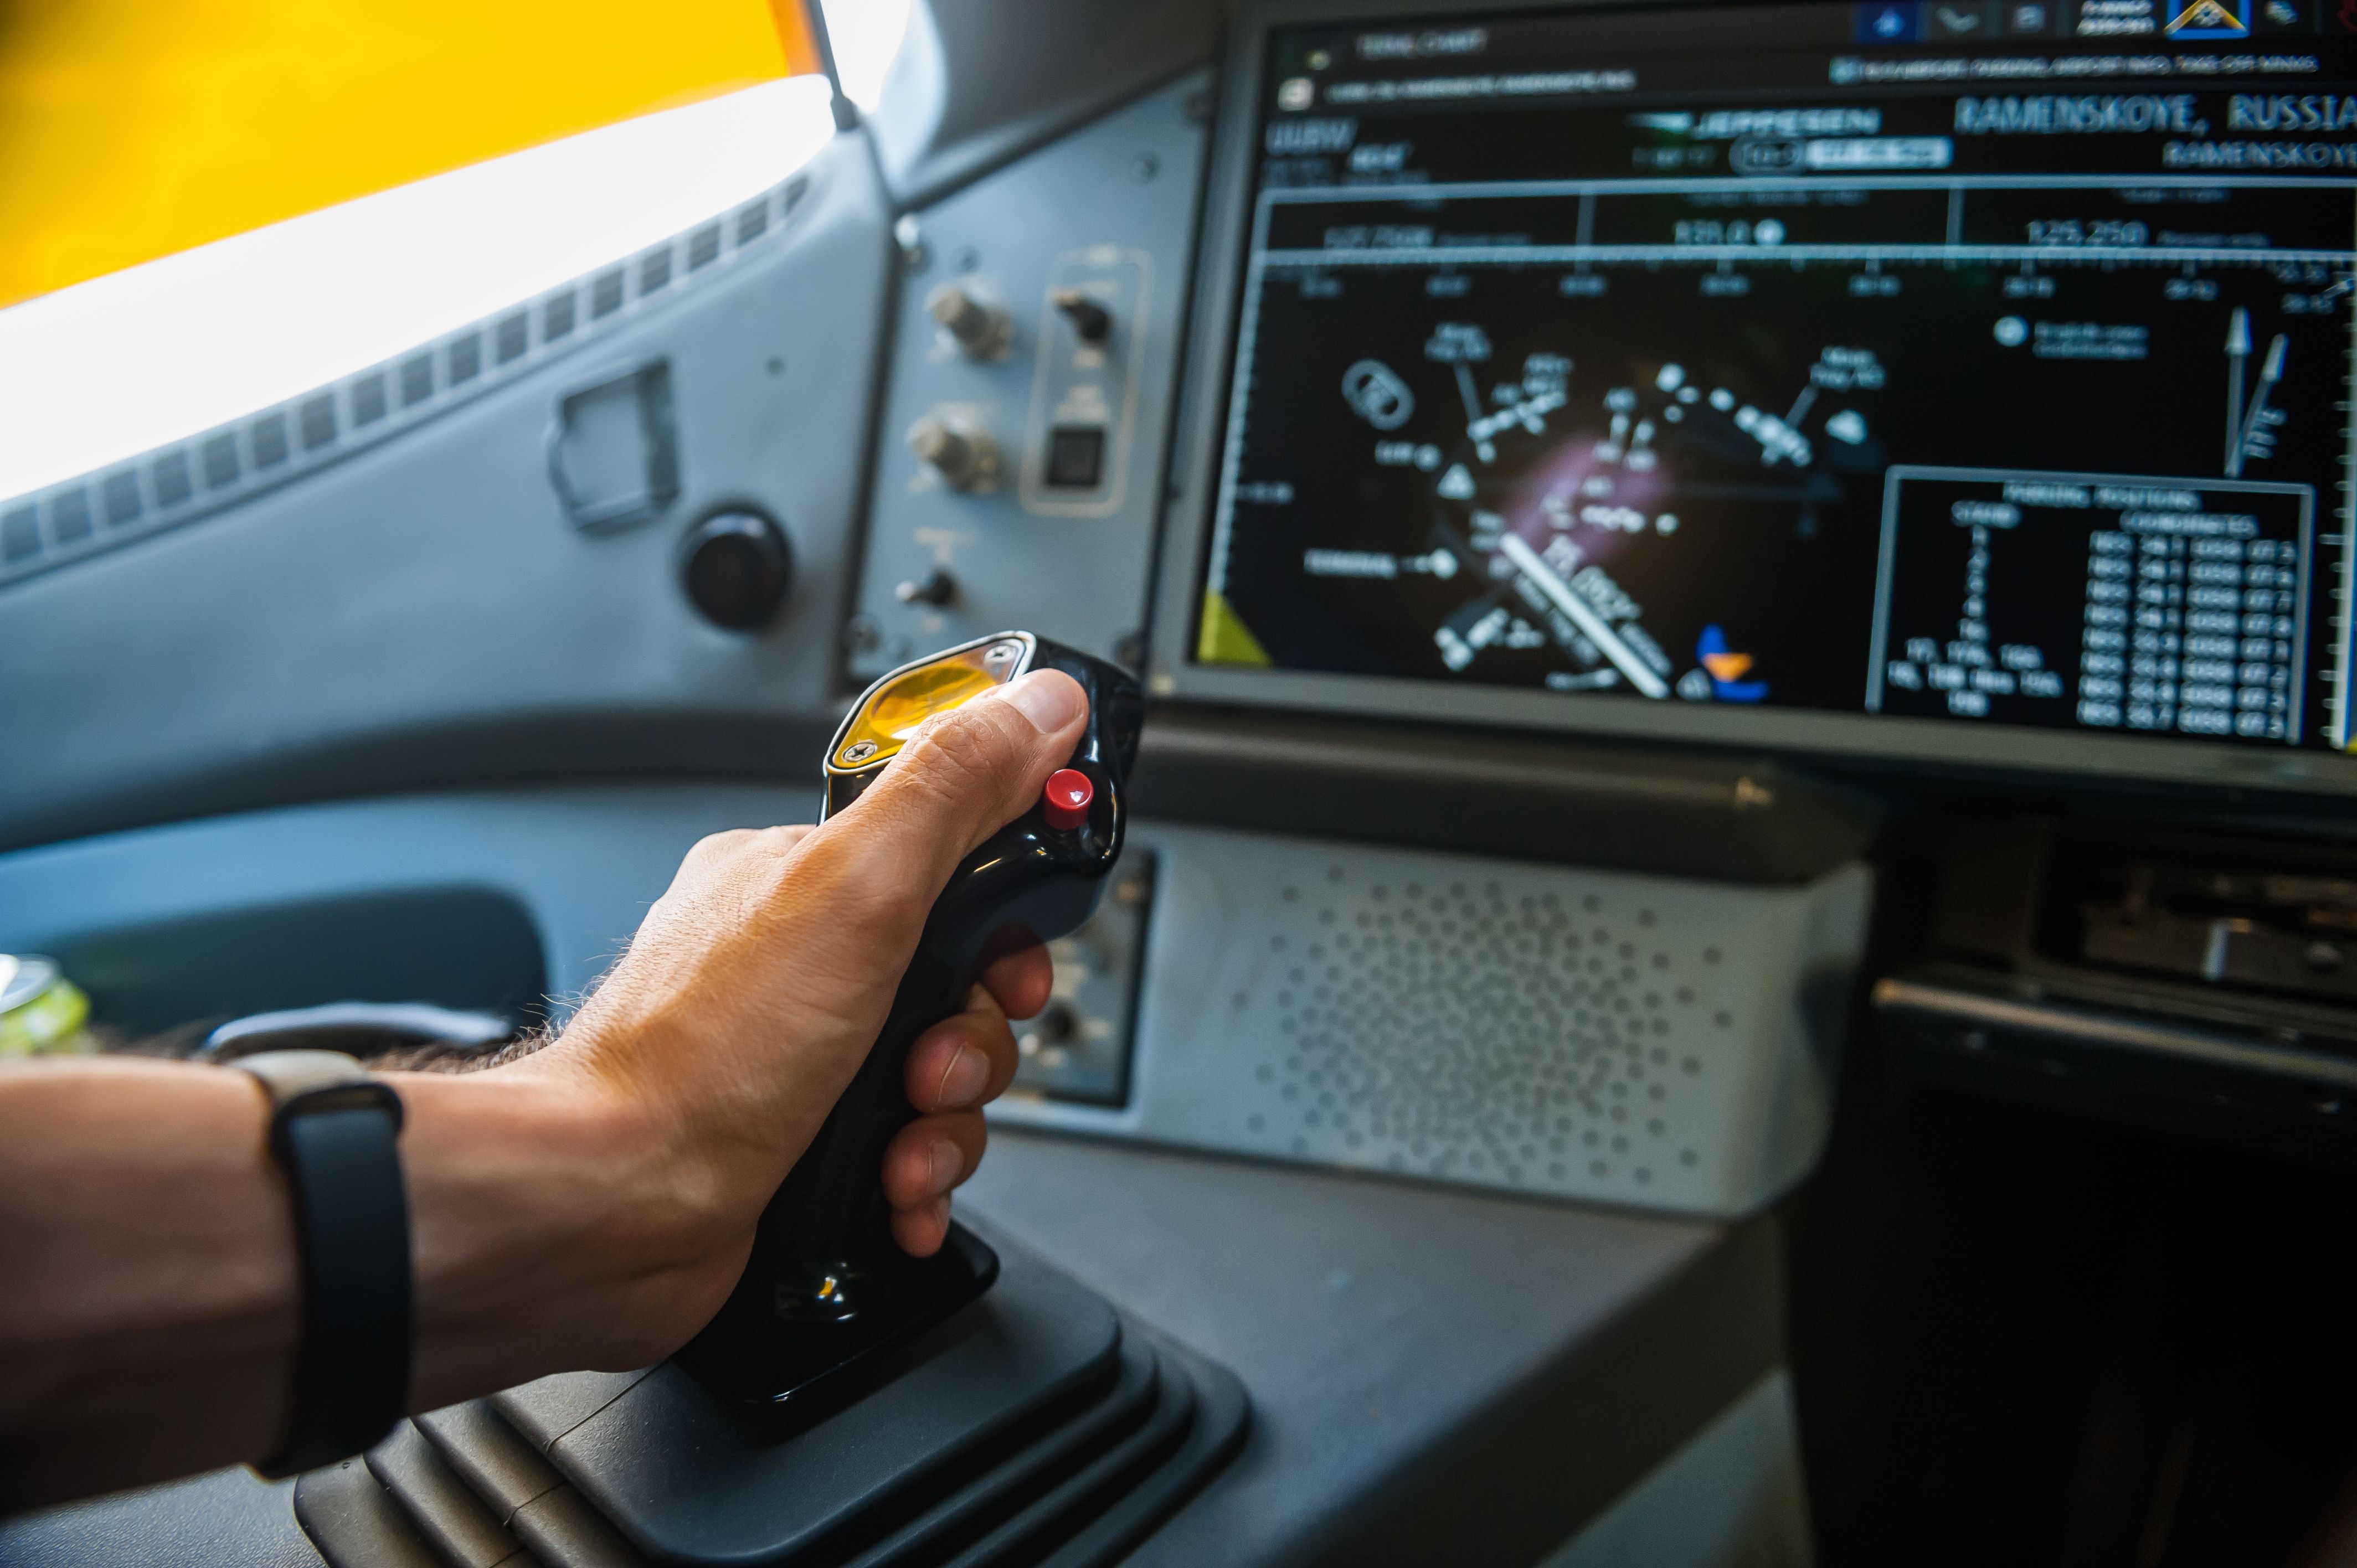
xmin=680 ymin=510 xmax=792 ymax=630
xmin=927 ymin=283 xmax=1009 ymax=357
xmin=909 ymin=416 xmax=999 ymax=491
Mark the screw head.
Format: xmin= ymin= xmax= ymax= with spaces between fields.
xmin=983 ymin=639 xmax=1023 ymax=668
xmin=840 ymin=739 xmax=879 ymax=766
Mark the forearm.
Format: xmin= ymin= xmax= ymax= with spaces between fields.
xmin=0 ymin=1056 xmax=700 ymax=1512
xmin=0 ymin=671 xmax=1082 ymax=1514
xmin=0 ymin=1059 xmax=293 ymax=1507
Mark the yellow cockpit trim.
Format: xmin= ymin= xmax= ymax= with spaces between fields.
xmin=0 ymin=0 xmax=823 ymax=310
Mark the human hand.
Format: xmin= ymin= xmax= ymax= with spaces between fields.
xmin=405 ymin=668 xmax=1089 ymax=1381
xmin=0 ymin=669 xmax=1091 ymax=1503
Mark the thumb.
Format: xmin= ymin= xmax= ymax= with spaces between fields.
xmin=824 ymin=668 xmax=1091 ymax=906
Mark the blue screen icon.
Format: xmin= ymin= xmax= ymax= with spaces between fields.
xmin=1854 ymin=1 xmax=1923 ymax=38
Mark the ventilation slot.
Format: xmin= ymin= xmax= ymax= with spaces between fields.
xmin=0 ymin=158 xmax=825 ymax=590
xmin=351 ymin=372 xmax=388 ymax=427
xmin=2 ymin=506 xmax=37 ymax=562
xmin=250 ymin=412 xmax=289 ymax=468
xmin=101 ymin=471 xmax=142 ymax=527
xmin=590 ymin=268 xmax=624 ymax=318
xmin=51 ymin=487 xmax=92 ymax=542
xmin=399 ymin=354 xmax=434 ymax=408
xmin=202 ymin=434 xmax=240 ymax=489
xmin=151 ymin=450 xmax=193 ymax=507
xmin=300 ymin=395 xmax=337 ymax=451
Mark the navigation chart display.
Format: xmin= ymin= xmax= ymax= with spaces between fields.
xmin=1200 ymin=0 xmax=2357 ymax=752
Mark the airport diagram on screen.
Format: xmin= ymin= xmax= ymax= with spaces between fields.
xmin=1200 ymin=4 xmax=2357 ymax=752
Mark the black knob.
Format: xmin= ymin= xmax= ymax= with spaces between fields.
xmin=1052 ymin=288 xmax=1111 ymax=344
xmin=681 ymin=510 xmax=792 ymax=630
xmin=894 ymin=568 xmax=956 ymax=607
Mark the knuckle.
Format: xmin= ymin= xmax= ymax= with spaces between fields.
xmin=681 ymin=827 xmax=756 ymax=868
xmin=750 ymin=823 xmax=811 ymax=854
xmin=909 ymin=708 xmax=1016 ymax=793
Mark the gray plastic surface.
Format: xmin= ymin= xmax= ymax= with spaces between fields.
xmin=1130 ymin=706 xmax=1884 ymax=885
xmin=963 ymin=1129 xmax=1784 ymax=1567
xmin=0 ymin=1467 xmax=322 ymax=1568
xmin=1538 ymin=1371 xmax=1815 ymax=1568
xmin=994 ymin=823 xmax=1873 ymax=1217
xmin=363 ymin=1422 xmax=522 ymax=1567
xmin=867 ymin=0 xmax=1218 ymax=209
xmin=850 ymin=73 xmax=1211 ymax=679
xmin=294 ymin=1462 xmax=440 ymax=1568
xmin=0 ymin=132 xmax=887 ymax=854
xmin=0 ymin=785 xmax=822 ymax=1017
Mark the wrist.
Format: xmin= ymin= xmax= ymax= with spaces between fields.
xmin=390 ymin=1060 xmax=720 ymax=1407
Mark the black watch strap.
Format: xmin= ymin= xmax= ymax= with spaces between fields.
xmin=237 ymin=1050 xmax=413 ymax=1478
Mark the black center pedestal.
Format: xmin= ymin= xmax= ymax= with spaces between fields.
xmin=294 ymin=1224 xmax=1248 ymax=1568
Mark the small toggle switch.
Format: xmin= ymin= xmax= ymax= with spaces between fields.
xmin=1051 ymin=288 xmax=1111 ymax=344
xmin=895 ymin=568 xmax=956 ymax=606
xmin=927 ymin=283 xmax=1010 ymax=357
xmin=1042 ymin=768 xmax=1094 ymax=830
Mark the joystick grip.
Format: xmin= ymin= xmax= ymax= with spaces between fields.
xmin=677 ymin=632 xmax=1141 ymax=1404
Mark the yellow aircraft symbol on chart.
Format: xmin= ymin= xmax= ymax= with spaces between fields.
xmin=1701 ymin=649 xmax=1755 ymax=683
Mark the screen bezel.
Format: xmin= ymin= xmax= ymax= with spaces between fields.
xmin=1146 ymin=0 xmax=2357 ymax=798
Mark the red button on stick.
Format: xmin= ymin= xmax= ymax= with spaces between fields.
xmin=1042 ymin=768 xmax=1094 ymax=830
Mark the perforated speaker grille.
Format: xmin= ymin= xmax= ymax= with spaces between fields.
xmin=994 ymin=822 xmax=1871 ymax=1218
xmin=1252 ymin=870 xmax=1722 ymax=1193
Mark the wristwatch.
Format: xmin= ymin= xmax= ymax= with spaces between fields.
xmin=235 ymin=1050 xmax=413 ymax=1477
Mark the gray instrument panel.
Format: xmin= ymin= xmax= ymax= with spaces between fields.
xmin=0 ymin=137 xmax=891 ymax=853
xmin=846 ymin=71 xmax=1212 ymax=680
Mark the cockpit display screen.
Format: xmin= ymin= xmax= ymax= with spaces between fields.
xmin=1200 ymin=1 xmax=2357 ymax=752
